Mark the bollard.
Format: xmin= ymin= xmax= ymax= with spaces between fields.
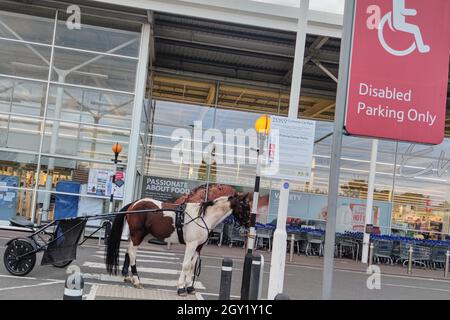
xmin=289 ymin=234 xmax=295 ymax=263
xmin=240 ymin=252 xmax=253 ymax=300
xmin=249 ymin=255 xmax=262 ymax=300
xmin=274 ymin=293 xmax=290 ymax=300
xmin=445 ymin=251 xmax=449 ymax=278
xmin=63 ymin=270 xmax=84 ymax=300
xmin=219 ymin=258 xmax=233 ymax=300
xmin=407 ymin=245 xmax=413 ymax=274
xmin=258 ymin=255 xmax=264 ymax=300
xmin=368 ymin=242 xmax=374 ymax=267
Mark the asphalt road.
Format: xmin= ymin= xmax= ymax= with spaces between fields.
xmin=0 ymin=234 xmax=450 ymax=300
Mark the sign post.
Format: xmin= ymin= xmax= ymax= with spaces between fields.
xmin=322 ymin=0 xmax=356 ymax=300
xmin=266 ymin=116 xmax=315 ymax=300
xmin=324 ymin=0 xmax=450 ymax=299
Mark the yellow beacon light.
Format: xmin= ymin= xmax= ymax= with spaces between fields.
xmin=255 ymin=114 xmax=271 ymax=135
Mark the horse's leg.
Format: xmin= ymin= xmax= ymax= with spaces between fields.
xmin=177 ymin=242 xmax=197 ymax=296
xmin=128 ymin=240 xmax=144 ymax=289
xmin=186 ymin=251 xmax=199 ymax=294
xmin=122 ymin=252 xmax=131 ymax=283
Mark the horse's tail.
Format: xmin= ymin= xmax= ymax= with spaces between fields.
xmin=105 ymin=202 xmax=133 ymax=275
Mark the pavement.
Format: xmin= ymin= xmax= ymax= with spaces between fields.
xmin=0 ymin=229 xmax=450 ymax=300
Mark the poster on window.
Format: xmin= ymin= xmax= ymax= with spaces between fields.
xmin=87 ymin=169 xmax=125 ymax=199
xmin=141 ymin=176 xmax=203 ymax=203
xmin=349 ymin=203 xmax=380 ymax=232
xmin=87 ymin=169 xmax=110 ymax=196
xmin=0 ymin=175 xmax=19 ymax=220
xmin=109 ymin=170 xmax=125 ymax=199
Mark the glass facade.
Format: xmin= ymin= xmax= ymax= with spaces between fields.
xmin=0 ymin=5 xmax=449 ymax=242
xmin=0 ymin=8 xmax=143 ymax=224
xmin=145 ymin=80 xmax=450 ymax=239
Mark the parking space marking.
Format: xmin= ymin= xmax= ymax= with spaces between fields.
xmin=85 ymin=284 xmax=99 ymax=300
xmin=94 ymin=251 xmax=180 ymax=260
xmin=286 ymin=264 xmax=450 ymax=284
xmin=118 ymin=248 xmax=177 ymax=256
xmin=83 ymin=262 xmax=180 ymax=275
xmin=92 ymin=254 xmax=179 ymax=264
xmin=0 ymin=280 xmax=63 ymax=291
xmin=81 ymin=272 xmax=206 ymax=290
xmin=195 ymin=292 xmax=204 ymax=300
xmin=383 ymin=283 xmax=450 ymax=293
xmin=200 ymin=292 xmax=241 ymax=299
xmin=0 ymin=274 xmax=39 ymax=281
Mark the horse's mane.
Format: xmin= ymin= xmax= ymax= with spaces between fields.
xmin=174 ymin=183 xmax=237 ymax=204
xmin=198 ymin=199 xmax=215 ymax=217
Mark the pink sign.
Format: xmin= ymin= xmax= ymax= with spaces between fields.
xmin=345 ymin=0 xmax=450 ymax=145
xmin=115 ymin=171 xmax=124 ymax=180
xmin=350 ymin=204 xmax=379 ymax=232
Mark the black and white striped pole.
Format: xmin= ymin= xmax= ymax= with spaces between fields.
xmin=63 ymin=267 xmax=84 ymax=300
xmin=241 ymin=115 xmax=269 ymax=300
xmin=219 ymin=258 xmax=233 ymax=300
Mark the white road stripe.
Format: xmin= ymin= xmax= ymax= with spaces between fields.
xmin=0 ymin=274 xmax=38 ymax=281
xmin=86 ymin=284 xmax=98 ymax=300
xmin=92 ymin=255 xmax=179 ymax=265
xmin=118 ymin=248 xmax=177 ymax=256
xmin=0 ymin=281 xmax=63 ymax=292
xmin=195 ymin=292 xmax=204 ymax=300
xmin=95 ymin=251 xmax=180 ymax=260
xmin=286 ymin=264 xmax=450 ymax=284
xmin=383 ymin=283 xmax=450 ymax=293
xmin=83 ymin=262 xmax=180 ymax=275
xmin=81 ymin=273 xmax=205 ymax=290
xmin=201 ymin=292 xmax=241 ymax=299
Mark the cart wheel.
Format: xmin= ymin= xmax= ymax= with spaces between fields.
xmin=52 ymin=260 xmax=73 ymax=268
xmin=3 ymin=239 xmax=36 ymax=276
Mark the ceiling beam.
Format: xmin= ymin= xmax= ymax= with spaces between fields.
xmin=303 ymin=36 xmax=330 ymax=67
xmin=206 ymin=84 xmax=216 ymax=105
xmin=302 ymin=101 xmax=336 ymax=118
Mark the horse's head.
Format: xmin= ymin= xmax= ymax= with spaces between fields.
xmin=228 ymin=193 xmax=252 ymax=228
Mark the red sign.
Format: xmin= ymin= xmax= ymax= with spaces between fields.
xmin=345 ymin=0 xmax=450 ymax=145
xmin=115 ymin=171 xmax=124 ymax=180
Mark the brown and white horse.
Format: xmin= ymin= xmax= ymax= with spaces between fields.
xmin=105 ymin=193 xmax=251 ymax=296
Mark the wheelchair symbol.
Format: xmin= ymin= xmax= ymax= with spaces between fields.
xmin=377 ymin=0 xmax=430 ymax=57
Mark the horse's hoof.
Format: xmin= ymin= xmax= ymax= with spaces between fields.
xmin=124 ymin=276 xmax=132 ymax=283
xmin=186 ymin=286 xmax=196 ymax=294
xmin=133 ymin=283 xmax=144 ymax=289
xmin=177 ymin=288 xmax=187 ymax=296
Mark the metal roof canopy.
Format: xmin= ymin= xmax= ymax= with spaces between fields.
xmin=91 ymin=0 xmax=344 ymax=36
xmin=2 ymin=0 xmax=449 ymax=130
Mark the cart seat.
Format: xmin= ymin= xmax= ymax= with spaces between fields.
xmin=9 ymin=217 xmax=34 ymax=229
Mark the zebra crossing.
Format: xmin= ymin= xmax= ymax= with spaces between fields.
xmin=80 ymin=246 xmax=206 ymax=299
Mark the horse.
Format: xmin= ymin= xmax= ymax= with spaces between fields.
xmin=174 ymin=184 xmax=238 ymax=204
xmin=105 ymin=193 xmax=251 ymax=296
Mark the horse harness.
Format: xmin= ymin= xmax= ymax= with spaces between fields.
xmin=175 ymin=203 xmax=187 ymax=244
xmin=174 ymin=202 xmax=211 ymax=246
